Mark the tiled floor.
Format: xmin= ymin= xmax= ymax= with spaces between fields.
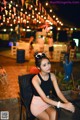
xmin=0 ymin=50 xmax=80 ymax=120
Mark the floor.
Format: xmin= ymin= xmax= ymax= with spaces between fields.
xmin=0 ymin=50 xmax=80 ymax=120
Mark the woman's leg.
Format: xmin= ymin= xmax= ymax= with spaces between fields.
xmin=37 ymin=107 xmax=58 ymax=120
xmin=46 ymin=107 xmax=58 ymax=120
xmin=37 ymin=110 xmax=49 ymax=120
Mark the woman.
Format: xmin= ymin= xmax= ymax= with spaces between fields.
xmin=30 ymin=52 xmax=75 ymax=120
xmin=47 ymin=35 xmax=54 ymax=59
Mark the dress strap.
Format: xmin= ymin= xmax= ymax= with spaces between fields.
xmin=38 ymin=73 xmax=50 ymax=81
xmin=38 ymin=73 xmax=43 ymax=81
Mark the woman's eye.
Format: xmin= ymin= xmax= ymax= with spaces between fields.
xmin=48 ymin=62 xmax=51 ymax=64
xmin=43 ymin=64 xmax=46 ymax=67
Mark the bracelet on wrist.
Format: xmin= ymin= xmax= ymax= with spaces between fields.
xmin=57 ymin=101 xmax=60 ymax=108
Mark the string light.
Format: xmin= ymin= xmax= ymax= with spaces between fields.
xmin=0 ymin=0 xmax=64 ymax=33
xmin=45 ymin=2 xmax=49 ymax=6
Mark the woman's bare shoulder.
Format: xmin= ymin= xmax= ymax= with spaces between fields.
xmin=32 ymin=74 xmax=40 ymax=84
xmin=50 ymin=72 xmax=57 ymax=81
xmin=50 ymin=72 xmax=56 ymax=77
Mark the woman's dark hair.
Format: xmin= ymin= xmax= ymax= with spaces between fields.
xmin=34 ymin=52 xmax=50 ymax=68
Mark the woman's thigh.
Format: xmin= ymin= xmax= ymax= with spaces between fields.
xmin=46 ymin=107 xmax=58 ymax=120
xmin=37 ymin=110 xmax=49 ymax=120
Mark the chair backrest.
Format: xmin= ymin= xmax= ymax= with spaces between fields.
xmin=18 ymin=74 xmax=35 ymax=108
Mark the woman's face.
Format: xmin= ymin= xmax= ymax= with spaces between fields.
xmin=40 ymin=58 xmax=51 ymax=73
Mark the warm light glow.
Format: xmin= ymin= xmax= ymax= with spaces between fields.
xmin=44 ymin=16 xmax=46 ymax=19
xmin=35 ymin=8 xmax=37 ymax=11
xmin=38 ymin=12 xmax=40 ymax=15
xmin=31 ymin=5 xmax=33 ymax=8
xmin=28 ymin=14 xmax=31 ymax=16
xmin=61 ymin=23 xmax=63 ymax=26
xmin=57 ymin=27 xmax=61 ymax=30
xmin=27 ymin=26 xmax=29 ymax=28
xmin=18 ymin=16 xmax=20 ymax=18
xmin=32 ymin=15 xmax=34 ymax=18
xmin=74 ymin=28 xmax=77 ymax=30
xmin=16 ymin=4 xmax=18 ymax=7
xmin=41 ymin=15 xmax=43 ymax=18
xmin=9 ymin=17 xmax=11 ymax=19
xmin=10 ymin=10 xmax=12 ymax=13
xmin=45 ymin=2 xmax=48 ymax=6
xmin=1 ymin=23 xmax=3 ymax=25
xmin=9 ymin=4 xmax=12 ymax=9
xmin=7 ymin=20 xmax=9 ymax=23
xmin=4 ymin=29 xmax=6 ymax=32
xmin=27 ymin=20 xmax=29 ymax=23
xmin=3 ymin=19 xmax=5 ymax=22
xmin=23 ymin=28 xmax=26 ymax=31
xmin=37 ymin=20 xmax=39 ymax=22
xmin=9 ymin=12 xmax=11 ymax=16
xmin=5 ymin=10 xmax=8 ymax=15
xmin=4 ymin=6 xmax=6 ymax=9
xmin=3 ymin=15 xmax=5 ymax=17
xmin=70 ymin=28 xmax=73 ymax=31
xmin=18 ymin=21 xmax=20 ymax=23
xmin=25 ymin=12 xmax=27 ymax=14
xmin=14 ymin=13 xmax=16 ymax=16
xmin=21 ymin=8 xmax=23 ymax=11
xmin=10 ymin=1 xmax=13 ymax=4
xmin=26 ymin=29 xmax=31 ymax=31
xmin=50 ymin=9 xmax=52 ymax=12
xmin=0 ymin=0 xmax=64 ymax=32
xmin=57 ymin=20 xmax=59 ymax=23
xmin=10 ymin=24 xmax=13 ymax=26
xmin=39 ymin=21 xmax=41 ymax=24
xmin=10 ymin=28 xmax=13 ymax=31
xmin=53 ymin=15 xmax=55 ymax=18
xmin=56 ymin=17 xmax=58 ymax=20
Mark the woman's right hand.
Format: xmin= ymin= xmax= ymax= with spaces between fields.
xmin=61 ymin=102 xmax=75 ymax=113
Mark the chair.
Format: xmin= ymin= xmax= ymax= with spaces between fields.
xmin=11 ymin=45 xmax=17 ymax=55
xmin=18 ymin=74 xmax=37 ymax=120
xmin=69 ymin=49 xmax=75 ymax=60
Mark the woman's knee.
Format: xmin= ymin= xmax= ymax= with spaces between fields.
xmin=37 ymin=110 xmax=49 ymax=120
xmin=46 ymin=107 xmax=58 ymax=120
xmin=50 ymin=109 xmax=57 ymax=119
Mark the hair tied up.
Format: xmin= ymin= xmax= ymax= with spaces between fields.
xmin=35 ymin=52 xmax=46 ymax=59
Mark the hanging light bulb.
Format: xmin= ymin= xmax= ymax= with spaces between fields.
xmin=45 ymin=2 xmax=48 ymax=6
xmin=50 ymin=9 xmax=52 ymax=12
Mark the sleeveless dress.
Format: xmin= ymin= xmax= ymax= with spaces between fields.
xmin=30 ymin=73 xmax=53 ymax=116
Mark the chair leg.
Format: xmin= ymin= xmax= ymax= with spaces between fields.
xmin=71 ymin=73 xmax=75 ymax=89
xmin=20 ymin=104 xmax=23 ymax=120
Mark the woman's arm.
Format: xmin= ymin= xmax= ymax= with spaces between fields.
xmin=50 ymin=73 xmax=75 ymax=112
xmin=51 ymin=73 xmax=69 ymax=103
xmin=32 ymin=75 xmax=75 ymax=113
